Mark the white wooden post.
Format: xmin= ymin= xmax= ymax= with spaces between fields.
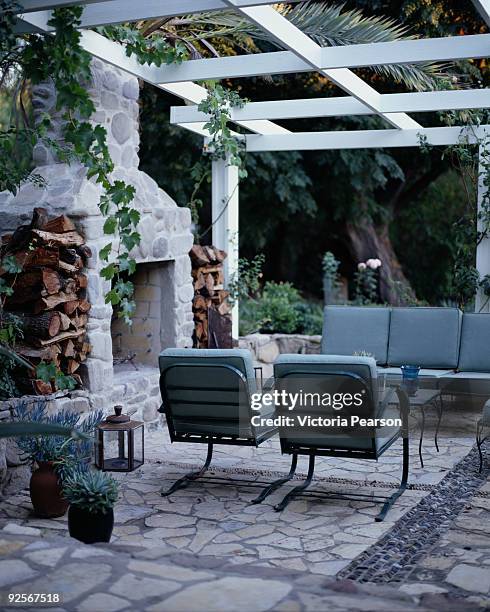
xmin=212 ymin=155 xmax=239 ymax=339
xmin=476 ymin=143 xmax=490 ymax=312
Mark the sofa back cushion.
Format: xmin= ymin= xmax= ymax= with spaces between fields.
xmin=458 ymin=313 xmax=490 ymax=372
xmin=387 ymin=307 xmax=461 ymax=369
xmin=321 ymin=306 xmax=391 ymax=365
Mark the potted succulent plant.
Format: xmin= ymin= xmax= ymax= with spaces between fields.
xmin=63 ymin=468 xmax=119 ymax=544
xmin=13 ymin=401 xmax=103 ymax=518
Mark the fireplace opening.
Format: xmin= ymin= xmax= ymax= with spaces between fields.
xmin=111 ymin=261 xmax=175 ymax=367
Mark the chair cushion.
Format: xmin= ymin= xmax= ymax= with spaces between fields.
xmin=387 ymin=307 xmax=462 ymax=369
xmin=458 ymin=313 xmax=490 ymax=372
xmin=321 ymin=306 xmax=391 ymax=365
xmin=275 ymin=354 xmax=377 ymax=383
xmin=159 ymin=348 xmax=257 ymax=391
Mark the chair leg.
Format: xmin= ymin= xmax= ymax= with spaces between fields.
xmin=434 ymin=396 xmax=443 ymax=453
xmin=477 ymin=423 xmax=486 ymax=474
xmin=250 ymin=454 xmax=298 ymax=504
xmin=418 ymin=404 xmax=425 ymax=468
xmin=274 ymin=454 xmax=316 ymax=512
xmin=375 ymin=436 xmax=409 ymax=522
xmin=161 ymin=441 xmax=213 ymax=497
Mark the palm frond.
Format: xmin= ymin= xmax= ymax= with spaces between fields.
xmin=168 ymin=2 xmax=447 ymax=91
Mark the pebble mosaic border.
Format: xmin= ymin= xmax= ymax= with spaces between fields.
xmin=337 ymin=446 xmax=488 ymax=583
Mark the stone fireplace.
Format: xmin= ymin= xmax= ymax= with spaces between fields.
xmin=0 ymin=58 xmax=194 ymax=428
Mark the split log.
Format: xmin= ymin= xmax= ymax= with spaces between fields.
xmin=77 ymin=299 xmax=91 ymax=314
xmin=63 ymin=300 xmax=79 ymax=316
xmin=2 ymin=311 xmax=61 ymax=339
xmin=34 ymin=329 xmax=85 ymax=347
xmin=34 ymin=292 xmax=78 ymax=313
xmin=13 ymin=268 xmax=61 ymax=295
xmin=75 ymin=273 xmax=88 ymax=289
xmin=76 ymin=245 xmax=92 ymax=261
xmin=190 ymin=245 xmax=210 ymax=266
xmin=31 ymin=229 xmax=85 ymax=248
xmin=15 ymin=343 xmax=61 ymax=363
xmin=58 ymin=260 xmax=79 ymax=274
xmin=41 ymin=214 xmax=76 ymax=233
xmin=58 ymin=312 xmax=72 ymax=331
xmin=62 ymin=339 xmax=76 ymax=358
xmin=65 ymin=358 xmax=80 ymax=374
xmin=4 ymin=247 xmax=59 ymax=273
xmin=31 ymin=207 xmax=50 ymax=230
xmin=33 ymin=379 xmax=54 ymax=395
xmin=60 ymin=247 xmax=77 ymax=264
xmin=71 ymin=313 xmax=88 ymax=329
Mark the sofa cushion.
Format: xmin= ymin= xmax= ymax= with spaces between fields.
xmin=458 ymin=313 xmax=490 ymax=372
xmin=387 ymin=307 xmax=462 ymax=369
xmin=377 ymin=367 xmax=454 ymax=379
xmin=440 ymin=371 xmax=490 ymax=397
xmin=321 ymin=306 xmax=391 ymax=365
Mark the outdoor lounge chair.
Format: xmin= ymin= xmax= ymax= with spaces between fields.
xmin=158 ymin=348 xmax=297 ymax=501
xmin=267 ymin=354 xmax=410 ymax=522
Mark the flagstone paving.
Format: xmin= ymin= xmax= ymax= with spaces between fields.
xmin=0 ymin=427 xmax=487 ymax=610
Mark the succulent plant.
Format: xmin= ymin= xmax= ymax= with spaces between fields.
xmin=62 ymin=469 xmax=119 ymax=514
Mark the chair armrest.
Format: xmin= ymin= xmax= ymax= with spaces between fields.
xmin=263 ymin=376 xmax=275 ymax=393
xmin=376 ymin=386 xmax=409 ymax=437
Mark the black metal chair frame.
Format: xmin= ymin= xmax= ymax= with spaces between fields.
xmin=268 ymin=370 xmax=410 ymax=522
xmin=477 ymin=419 xmax=489 ymax=473
xmin=159 ymin=362 xmax=297 ymax=501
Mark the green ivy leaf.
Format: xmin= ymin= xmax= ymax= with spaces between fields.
xmin=104 ymin=288 xmax=121 ymax=306
xmin=103 ymin=217 xmax=118 ymax=235
xmin=36 ymin=361 xmax=57 ymax=382
xmin=100 ymin=263 xmax=118 ymax=281
xmin=2 ymin=255 xmax=23 ymax=274
xmin=99 ymin=243 xmax=112 ymax=261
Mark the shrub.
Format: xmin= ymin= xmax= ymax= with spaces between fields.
xmin=240 ymin=281 xmax=323 ymax=335
xmin=255 ymin=282 xmax=301 ymax=334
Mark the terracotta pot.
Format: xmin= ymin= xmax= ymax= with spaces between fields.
xmin=29 ymin=461 xmax=68 ymax=518
xmin=68 ymin=506 xmax=114 ymax=544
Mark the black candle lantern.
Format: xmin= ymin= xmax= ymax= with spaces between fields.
xmin=96 ymin=406 xmax=144 ymax=472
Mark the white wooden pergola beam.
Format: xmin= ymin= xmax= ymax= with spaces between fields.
xmin=18 ymin=17 xmax=288 ymax=137
xmin=472 ymin=0 xmax=490 ymax=27
xmin=155 ymin=34 xmax=490 ymax=84
xmin=245 ymin=126 xmax=488 ymax=152
xmin=171 ymin=89 xmax=490 ymax=123
xmin=223 ymin=1 xmax=420 ymax=130
xmin=13 ymin=0 xmax=304 ymax=26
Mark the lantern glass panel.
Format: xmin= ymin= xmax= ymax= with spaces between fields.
xmin=132 ymin=424 xmax=144 ymax=469
xmin=100 ymin=429 xmax=130 ymax=471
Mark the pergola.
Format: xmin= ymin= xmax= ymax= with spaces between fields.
xmin=13 ymin=0 xmax=490 ymax=332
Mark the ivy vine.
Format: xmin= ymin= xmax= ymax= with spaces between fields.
xmin=419 ymin=109 xmax=490 ymax=309
xmin=189 ymin=84 xmax=248 ymax=238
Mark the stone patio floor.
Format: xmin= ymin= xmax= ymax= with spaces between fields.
xmin=0 ymin=420 xmax=488 ymax=611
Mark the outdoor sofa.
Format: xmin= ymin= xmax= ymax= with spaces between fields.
xmin=321 ymin=305 xmax=490 ymax=400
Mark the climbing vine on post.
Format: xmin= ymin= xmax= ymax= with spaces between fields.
xmin=419 ymin=111 xmax=490 ymax=309
xmin=189 ymin=84 xmax=248 ymax=239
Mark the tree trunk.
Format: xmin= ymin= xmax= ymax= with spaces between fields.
xmin=345 ymin=217 xmax=416 ymax=305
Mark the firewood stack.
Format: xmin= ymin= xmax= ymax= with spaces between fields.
xmin=190 ymin=245 xmax=232 ymax=348
xmin=0 ymin=208 xmax=91 ymax=394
